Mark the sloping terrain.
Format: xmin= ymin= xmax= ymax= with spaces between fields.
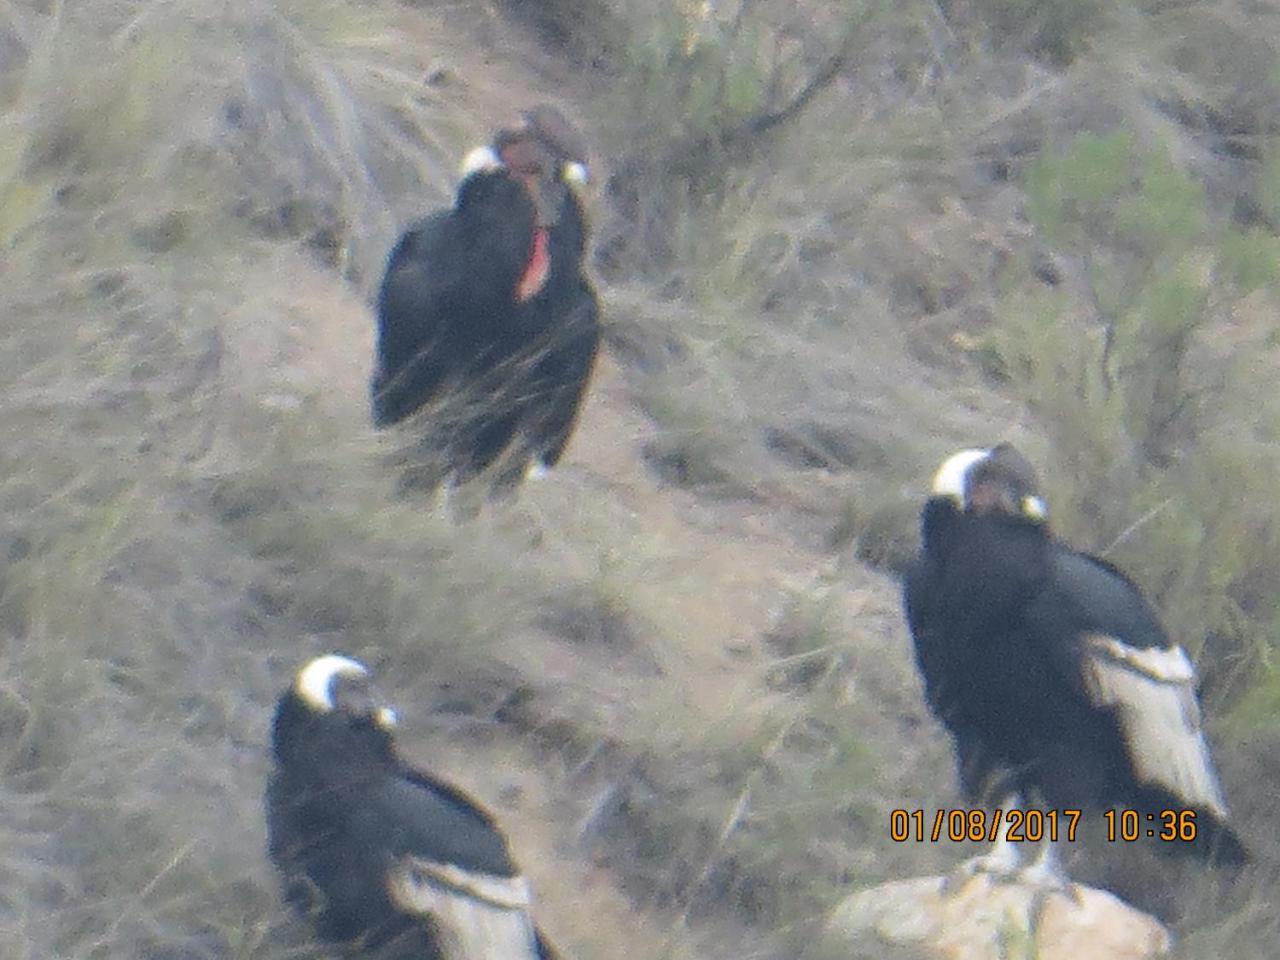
xmin=0 ymin=1 xmax=1277 ymax=959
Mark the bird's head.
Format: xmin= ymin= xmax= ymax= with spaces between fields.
xmin=273 ymin=654 xmax=400 ymax=771
xmin=930 ymin=444 xmax=1048 ymax=523
xmin=460 ymin=104 xmax=590 ymax=229
xmin=292 ymin=653 xmax=399 ymax=726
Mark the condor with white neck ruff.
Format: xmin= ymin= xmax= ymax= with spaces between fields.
xmin=372 ymin=105 xmax=599 ymax=490
xmin=903 ymin=445 xmax=1247 ymax=892
xmin=266 ymin=655 xmax=560 ymax=960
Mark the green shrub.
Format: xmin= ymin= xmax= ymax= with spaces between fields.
xmin=595 ymin=0 xmax=882 ymax=277
xmin=1218 ymin=227 xmax=1280 ymax=293
xmin=1018 ymin=132 xmax=1210 ymax=466
xmin=997 ymin=129 xmax=1280 ymax=712
xmin=964 ymin=0 xmax=1111 ymax=65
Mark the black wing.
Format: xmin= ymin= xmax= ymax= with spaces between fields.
xmin=266 ymin=771 xmax=412 ymax=946
xmin=526 ymin=283 xmax=600 ymax=468
xmin=902 ymin=547 xmax=946 ymax=716
xmin=353 ymin=767 xmax=521 ymax=878
xmin=351 ymin=768 xmax=557 ymax=960
xmin=901 ymin=520 xmax=1023 ymax=802
xmin=373 ymin=172 xmax=545 ymax=432
xmin=1041 ymin=548 xmax=1170 ymax=650
xmin=1028 ymin=546 xmax=1246 ymax=862
xmin=372 ymin=211 xmax=463 ymax=426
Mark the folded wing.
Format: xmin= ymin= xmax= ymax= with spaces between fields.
xmin=1080 ymin=633 xmax=1228 ymax=817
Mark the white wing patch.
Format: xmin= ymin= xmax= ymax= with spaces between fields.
xmin=386 ymin=855 xmax=540 ymax=960
xmin=1081 ymin=634 xmax=1228 ymax=817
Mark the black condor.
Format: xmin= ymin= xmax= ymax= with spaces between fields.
xmin=903 ymin=445 xmax=1247 ymax=883
xmin=372 ymin=105 xmax=600 ymax=489
xmin=266 ymin=654 xmax=558 ymax=959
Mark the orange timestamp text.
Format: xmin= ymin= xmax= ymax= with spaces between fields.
xmin=889 ymin=808 xmax=1082 ymax=843
xmin=1103 ymin=808 xmax=1199 ymax=842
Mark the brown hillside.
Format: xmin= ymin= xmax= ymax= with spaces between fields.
xmin=0 ymin=1 xmax=1276 ymax=959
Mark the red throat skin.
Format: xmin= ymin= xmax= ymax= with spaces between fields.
xmin=515 ymin=227 xmax=551 ymax=302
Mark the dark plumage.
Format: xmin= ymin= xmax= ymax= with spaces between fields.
xmin=904 ymin=445 xmax=1247 ymax=867
xmin=266 ymin=655 xmax=558 ymax=960
xmin=372 ymin=105 xmax=600 ymax=486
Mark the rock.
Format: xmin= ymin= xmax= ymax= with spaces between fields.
xmin=821 ymin=873 xmax=1171 ymax=960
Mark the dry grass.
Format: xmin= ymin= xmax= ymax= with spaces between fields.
xmin=0 ymin=0 xmax=1278 ymax=959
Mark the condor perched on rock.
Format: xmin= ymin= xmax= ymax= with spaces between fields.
xmin=372 ymin=105 xmax=600 ymax=486
xmin=266 ymin=655 xmax=559 ymax=960
xmin=903 ymin=445 xmax=1247 ymax=878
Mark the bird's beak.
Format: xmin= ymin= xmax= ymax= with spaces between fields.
xmin=526 ymin=174 xmax=569 ymax=228
xmin=332 ymin=674 xmax=397 ymax=728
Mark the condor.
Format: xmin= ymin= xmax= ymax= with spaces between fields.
xmin=903 ymin=445 xmax=1246 ymax=880
xmin=372 ymin=105 xmax=600 ymax=488
xmin=266 ymin=655 xmax=559 ymax=959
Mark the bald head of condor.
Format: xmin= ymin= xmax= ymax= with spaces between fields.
xmin=903 ymin=444 xmax=1248 ymax=867
xmin=372 ymin=105 xmax=601 ymax=489
xmin=266 ymin=655 xmax=560 ymax=960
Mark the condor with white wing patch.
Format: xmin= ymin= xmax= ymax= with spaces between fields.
xmin=905 ymin=443 xmax=1249 ymax=887
xmin=267 ymin=655 xmax=560 ymax=960
xmin=1081 ymin=635 xmax=1228 ymax=818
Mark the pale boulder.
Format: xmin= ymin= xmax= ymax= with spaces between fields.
xmin=822 ymin=873 xmax=1171 ymax=960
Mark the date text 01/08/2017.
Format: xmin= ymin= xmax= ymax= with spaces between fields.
xmin=888 ymin=808 xmax=1202 ymax=844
